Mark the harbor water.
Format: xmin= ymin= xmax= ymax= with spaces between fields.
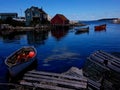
xmin=0 ymin=21 xmax=120 ymax=82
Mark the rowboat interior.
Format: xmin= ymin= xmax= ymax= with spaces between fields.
xmin=6 ymin=47 xmax=36 ymax=67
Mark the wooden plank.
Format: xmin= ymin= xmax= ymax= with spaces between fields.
xmin=0 ymin=83 xmax=20 ymax=86
xmin=20 ymin=81 xmax=74 ymax=90
xmin=27 ymin=70 xmax=85 ymax=80
xmin=63 ymin=67 xmax=83 ymax=77
xmin=89 ymin=53 xmax=120 ymax=73
xmin=88 ymin=57 xmax=110 ymax=71
xmin=63 ymin=68 xmax=101 ymax=90
xmin=27 ymin=71 xmax=87 ymax=81
xmin=96 ymin=51 xmax=120 ymax=64
xmin=110 ymin=61 xmax=120 ymax=68
xmin=94 ymin=53 xmax=120 ymax=67
xmin=94 ymin=52 xmax=120 ymax=69
xmin=95 ymin=52 xmax=110 ymax=60
xmin=24 ymin=73 xmax=87 ymax=85
xmin=23 ymin=77 xmax=87 ymax=89
xmin=87 ymin=79 xmax=101 ymax=90
xmin=107 ymin=64 xmax=120 ymax=73
xmin=99 ymin=50 xmax=120 ymax=62
xmin=64 ymin=72 xmax=84 ymax=79
xmin=90 ymin=54 xmax=104 ymax=63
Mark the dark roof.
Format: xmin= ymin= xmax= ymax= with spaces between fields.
xmin=0 ymin=13 xmax=18 ymax=15
xmin=56 ymin=14 xmax=69 ymax=21
xmin=25 ymin=6 xmax=47 ymax=14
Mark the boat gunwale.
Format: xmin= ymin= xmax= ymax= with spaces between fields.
xmin=94 ymin=24 xmax=106 ymax=30
xmin=5 ymin=46 xmax=37 ymax=68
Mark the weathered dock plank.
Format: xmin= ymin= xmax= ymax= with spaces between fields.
xmin=96 ymin=51 xmax=120 ymax=64
xmin=90 ymin=54 xmax=103 ymax=63
xmin=99 ymin=50 xmax=120 ymax=62
xmin=88 ymin=50 xmax=120 ymax=73
xmin=0 ymin=83 xmax=20 ymax=86
xmin=24 ymin=73 xmax=86 ymax=85
xmin=107 ymin=63 xmax=120 ymax=72
xmin=87 ymin=57 xmax=110 ymax=71
xmin=94 ymin=53 xmax=120 ymax=68
xmin=27 ymin=70 xmax=87 ymax=81
xmin=94 ymin=51 xmax=120 ymax=68
xmin=87 ymin=79 xmax=101 ymax=90
xmin=20 ymin=81 xmax=74 ymax=90
xmin=62 ymin=67 xmax=101 ymax=90
xmin=20 ymin=68 xmax=87 ymax=90
xmin=23 ymin=77 xmax=87 ymax=89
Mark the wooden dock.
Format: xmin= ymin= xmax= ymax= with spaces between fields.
xmin=0 ymin=67 xmax=103 ymax=90
xmin=88 ymin=50 xmax=120 ymax=73
xmin=19 ymin=67 xmax=102 ymax=90
xmin=62 ymin=67 xmax=101 ymax=90
xmin=20 ymin=67 xmax=87 ymax=90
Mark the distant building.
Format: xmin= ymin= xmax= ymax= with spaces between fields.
xmin=47 ymin=15 xmax=52 ymax=21
xmin=0 ymin=13 xmax=18 ymax=20
xmin=113 ymin=18 xmax=120 ymax=24
xmin=13 ymin=17 xmax=26 ymax=22
xmin=25 ymin=6 xmax=48 ymax=26
xmin=51 ymin=14 xmax=69 ymax=25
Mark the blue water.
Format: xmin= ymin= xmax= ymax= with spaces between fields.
xmin=0 ymin=21 xmax=120 ymax=82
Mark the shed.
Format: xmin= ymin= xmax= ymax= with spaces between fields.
xmin=51 ymin=14 xmax=69 ymax=25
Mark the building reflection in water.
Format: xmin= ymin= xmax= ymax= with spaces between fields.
xmin=1 ymin=33 xmax=20 ymax=43
xmin=27 ymin=30 xmax=49 ymax=45
xmin=51 ymin=27 xmax=69 ymax=41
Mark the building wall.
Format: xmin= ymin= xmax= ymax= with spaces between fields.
xmin=0 ymin=13 xmax=18 ymax=20
xmin=51 ymin=16 xmax=63 ymax=25
xmin=51 ymin=15 xmax=69 ymax=25
xmin=25 ymin=7 xmax=48 ymax=26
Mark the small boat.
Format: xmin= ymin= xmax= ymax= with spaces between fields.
xmin=94 ymin=24 xmax=106 ymax=31
xmin=5 ymin=46 xmax=37 ymax=77
xmin=75 ymin=27 xmax=89 ymax=34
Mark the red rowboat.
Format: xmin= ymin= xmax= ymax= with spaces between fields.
xmin=94 ymin=24 xmax=106 ymax=31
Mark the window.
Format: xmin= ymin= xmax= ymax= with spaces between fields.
xmin=32 ymin=8 xmax=34 ymax=11
xmin=27 ymin=13 xmax=30 ymax=16
xmin=33 ymin=12 xmax=35 ymax=16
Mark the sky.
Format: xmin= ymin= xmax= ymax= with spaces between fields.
xmin=0 ymin=0 xmax=120 ymax=20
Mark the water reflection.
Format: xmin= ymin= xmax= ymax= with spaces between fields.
xmin=51 ymin=28 xmax=69 ymax=41
xmin=44 ymin=52 xmax=81 ymax=63
xmin=75 ymin=30 xmax=89 ymax=35
xmin=0 ymin=21 xmax=120 ymax=83
xmin=0 ymin=58 xmax=9 ymax=83
xmin=94 ymin=29 xmax=106 ymax=32
xmin=0 ymin=33 xmax=20 ymax=43
xmin=27 ymin=30 xmax=49 ymax=46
